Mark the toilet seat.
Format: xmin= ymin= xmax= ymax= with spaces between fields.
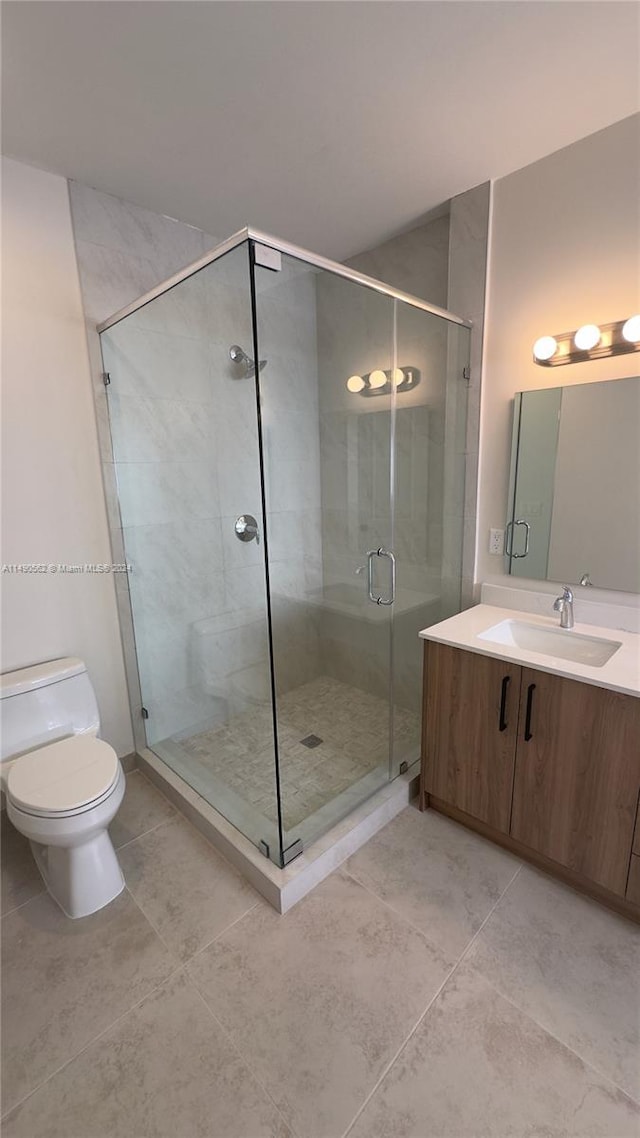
xmin=7 ymin=736 xmax=120 ymax=819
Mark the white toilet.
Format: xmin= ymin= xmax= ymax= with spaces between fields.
xmin=1 ymin=657 xmax=126 ymax=919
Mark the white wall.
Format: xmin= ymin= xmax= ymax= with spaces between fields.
xmin=0 ymin=158 xmax=133 ymax=755
xmin=478 ymin=114 xmax=640 ymax=585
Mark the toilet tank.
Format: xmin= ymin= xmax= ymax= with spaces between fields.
xmin=0 ymin=658 xmax=101 ymax=762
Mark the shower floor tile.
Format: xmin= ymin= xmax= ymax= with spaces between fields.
xmin=177 ymin=676 xmax=420 ymax=830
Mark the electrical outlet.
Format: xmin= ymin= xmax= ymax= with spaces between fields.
xmin=489 ymin=528 xmax=504 ymax=555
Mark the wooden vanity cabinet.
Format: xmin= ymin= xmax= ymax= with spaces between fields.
xmin=421 ymin=642 xmax=518 ymax=833
xmin=421 ymin=641 xmax=640 ymax=909
xmin=510 ymin=668 xmax=640 ymax=896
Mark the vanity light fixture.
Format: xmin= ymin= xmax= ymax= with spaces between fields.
xmin=346 ymin=374 xmax=365 ymax=393
xmin=622 ymin=314 xmax=640 ymax=343
xmin=533 ymin=317 xmax=640 ymax=367
xmin=368 ymin=369 xmax=387 ymax=389
xmin=573 ymin=324 xmax=601 ymax=351
xmin=345 ymin=366 xmax=421 ymax=397
xmin=532 ymin=335 xmax=558 ymax=362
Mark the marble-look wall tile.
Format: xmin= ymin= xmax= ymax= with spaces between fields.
xmin=115 ymin=460 xmax=220 ymax=528
xmin=347 ymin=213 xmax=450 ymax=307
xmin=69 ymin=181 xmax=210 ymax=271
xmin=101 ymin=324 xmax=213 ymax=403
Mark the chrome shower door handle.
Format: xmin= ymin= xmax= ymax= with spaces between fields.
xmin=365 ymin=548 xmax=396 ymax=606
xmin=376 ymin=548 xmax=396 ymax=606
xmin=366 ymin=549 xmax=378 ymax=603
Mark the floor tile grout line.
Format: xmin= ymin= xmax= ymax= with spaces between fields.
xmin=112 ymin=813 xmax=176 ymax=853
xmin=120 ymin=828 xmax=263 ymax=966
xmin=1 ymin=886 xmax=47 ymax=921
xmin=341 ymin=849 xmax=524 ymax=964
xmin=184 ymin=898 xmax=263 ymax=965
xmin=340 ymin=862 xmax=524 ymax=1138
xmin=2 ymin=883 xmax=185 ymax=1115
xmin=0 ymin=962 xmax=186 ymax=1123
xmin=437 ymin=860 xmax=640 ymax=1107
xmin=184 ymin=970 xmax=302 ymax=1138
xmin=470 ymin=968 xmax=640 ymax=1109
xmin=122 ymin=884 xmax=184 ymax=962
xmin=340 ymin=865 xmax=452 ymax=949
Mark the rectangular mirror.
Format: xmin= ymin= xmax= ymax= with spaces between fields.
xmin=506 ymin=375 xmax=640 ymax=593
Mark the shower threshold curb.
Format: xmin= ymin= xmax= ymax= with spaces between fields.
xmin=136 ymin=747 xmax=419 ymax=913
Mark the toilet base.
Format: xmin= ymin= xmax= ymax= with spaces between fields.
xmin=31 ymin=830 xmax=125 ymax=919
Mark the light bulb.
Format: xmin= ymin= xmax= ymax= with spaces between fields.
xmin=392 ymin=368 xmax=405 ymax=387
xmin=574 ymin=324 xmax=601 ymax=351
xmin=622 ymin=314 xmax=640 ymax=343
xmin=368 ymin=369 xmax=387 ymax=389
xmin=346 ymin=374 xmax=365 ymax=393
xmin=533 ymin=336 xmax=558 ymax=362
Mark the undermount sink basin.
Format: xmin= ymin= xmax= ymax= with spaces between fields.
xmin=477 ymin=619 xmax=622 ymax=668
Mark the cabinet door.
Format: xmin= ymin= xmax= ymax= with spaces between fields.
xmin=422 ymin=642 xmax=520 ymax=832
xmin=511 ymin=668 xmax=640 ymax=896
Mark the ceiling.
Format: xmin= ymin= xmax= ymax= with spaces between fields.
xmin=2 ymin=1 xmax=638 ymax=260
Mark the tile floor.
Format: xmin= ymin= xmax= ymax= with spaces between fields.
xmin=2 ymin=771 xmax=639 ymax=1137
xmin=177 ymin=676 xmax=420 ymax=830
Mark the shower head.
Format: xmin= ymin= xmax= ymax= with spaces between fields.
xmin=229 ymin=345 xmax=267 ymax=378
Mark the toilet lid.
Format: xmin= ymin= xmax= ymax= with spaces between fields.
xmin=7 ymin=736 xmax=119 ymax=817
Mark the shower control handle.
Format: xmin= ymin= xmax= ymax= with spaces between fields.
xmin=235 ymin=514 xmax=259 ymax=543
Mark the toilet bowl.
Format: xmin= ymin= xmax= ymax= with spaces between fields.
xmin=1 ymin=658 xmax=126 ymax=919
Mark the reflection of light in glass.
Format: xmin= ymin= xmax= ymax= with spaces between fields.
xmin=346 ymin=374 xmax=365 ymax=393
xmin=369 ymin=369 xmax=387 ymax=389
xmin=392 ymin=368 xmax=405 ymax=387
xmin=533 ymin=336 xmax=558 ymax=361
xmin=574 ymin=324 xmax=601 ymax=350
xmin=622 ymin=314 xmax=640 ymax=343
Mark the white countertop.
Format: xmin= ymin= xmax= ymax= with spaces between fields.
xmin=419 ymin=604 xmax=640 ymax=697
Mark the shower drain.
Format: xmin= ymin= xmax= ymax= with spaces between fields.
xmin=300 ymin=734 xmax=323 ymax=748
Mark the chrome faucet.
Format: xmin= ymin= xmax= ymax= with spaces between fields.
xmin=553 ymin=585 xmax=574 ymax=629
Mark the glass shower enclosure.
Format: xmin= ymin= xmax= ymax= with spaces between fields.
xmin=99 ymin=229 xmax=470 ymax=867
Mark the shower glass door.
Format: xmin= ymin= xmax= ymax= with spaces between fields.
xmin=390 ymin=302 xmax=470 ymax=771
xmin=100 ymin=243 xmax=282 ymax=860
xmin=251 ymin=240 xmax=470 ymax=854
xmin=251 ymin=244 xmax=396 ymax=855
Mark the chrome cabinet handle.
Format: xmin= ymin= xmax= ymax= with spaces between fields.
xmin=365 ymin=548 xmax=396 ymax=606
xmin=505 ymin=519 xmax=530 ymax=559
